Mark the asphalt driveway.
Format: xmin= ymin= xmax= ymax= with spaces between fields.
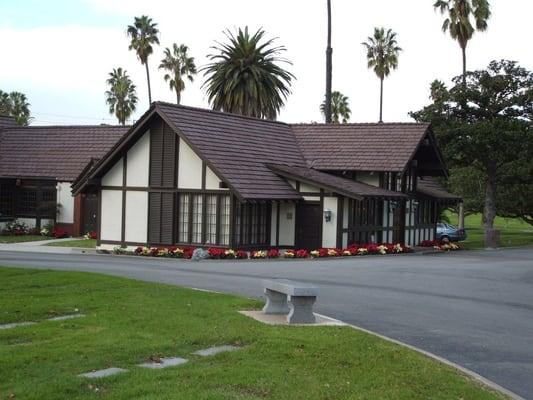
xmin=0 ymin=248 xmax=532 ymax=398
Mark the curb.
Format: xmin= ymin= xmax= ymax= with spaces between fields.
xmin=315 ymin=313 xmax=524 ymax=400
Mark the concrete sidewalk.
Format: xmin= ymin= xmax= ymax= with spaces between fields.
xmin=0 ymin=237 xmax=94 ymax=254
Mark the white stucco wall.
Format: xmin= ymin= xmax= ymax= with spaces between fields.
xmin=126 ymin=131 xmax=150 ymax=187
xmin=102 ymin=158 xmax=123 ymax=187
xmin=278 ymin=202 xmax=295 ymax=246
xmin=322 ymin=197 xmax=338 ymax=248
xmin=56 ymin=182 xmax=74 ymax=223
xmin=300 ymin=183 xmax=320 ymax=193
xmin=356 ymin=172 xmax=379 ymax=187
xmin=205 ymin=166 xmax=227 ymax=190
xmin=100 ymin=190 xmax=122 ymax=241
xmin=124 ymin=191 xmax=148 ymax=243
xmin=178 ymin=138 xmax=202 ymax=189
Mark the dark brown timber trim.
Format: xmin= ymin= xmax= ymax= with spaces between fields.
xmin=121 ymin=155 xmax=127 ymax=246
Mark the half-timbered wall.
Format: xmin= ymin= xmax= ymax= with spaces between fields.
xmin=98 ymin=116 xmax=230 ymax=249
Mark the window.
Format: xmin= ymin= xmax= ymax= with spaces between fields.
xmin=191 ymin=195 xmax=203 ymax=243
xmin=178 ymin=194 xmax=190 ymax=243
xmin=234 ymin=202 xmax=269 ymax=246
xmin=0 ymin=184 xmax=14 ymax=217
xmin=40 ymin=189 xmax=57 ymax=217
xmin=205 ymin=195 xmax=218 ymax=245
xmin=219 ymin=196 xmax=230 ymax=245
xmin=177 ymin=193 xmax=231 ymax=246
xmin=17 ymin=189 xmax=37 ymax=215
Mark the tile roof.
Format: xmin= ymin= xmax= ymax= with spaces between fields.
xmin=75 ymin=103 xmax=438 ymax=201
xmin=417 ymin=177 xmax=461 ymax=203
xmin=156 ymin=103 xmax=305 ymax=200
xmin=291 ymin=123 xmax=430 ymax=171
xmin=0 ymin=125 xmax=129 ymax=181
xmin=267 ymin=164 xmax=407 ymax=200
xmin=0 ymin=116 xmax=17 ymax=129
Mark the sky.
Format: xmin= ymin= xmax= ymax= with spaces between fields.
xmin=1 ymin=0 xmax=532 ymax=126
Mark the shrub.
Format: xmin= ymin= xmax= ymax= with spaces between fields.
xmin=52 ymin=227 xmax=68 ymax=238
xmin=3 ymin=220 xmax=29 ymax=236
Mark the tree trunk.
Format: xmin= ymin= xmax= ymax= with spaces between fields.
xmin=325 ymin=0 xmax=332 ymax=124
xmin=177 ymin=90 xmax=181 ymax=105
xmin=461 ymin=45 xmax=467 ymax=87
xmin=145 ymin=60 xmax=152 ymax=105
xmin=458 ymin=202 xmax=465 ymax=229
xmin=483 ymin=166 xmax=497 ymax=229
xmin=379 ymin=78 xmax=384 ymax=123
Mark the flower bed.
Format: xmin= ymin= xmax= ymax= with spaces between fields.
xmin=420 ymin=239 xmax=462 ymax=251
xmin=123 ymin=242 xmax=414 ymax=260
xmin=1 ymin=219 xmax=66 ymax=238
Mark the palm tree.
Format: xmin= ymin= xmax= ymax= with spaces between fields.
xmin=0 ymin=90 xmax=31 ymax=125
xmin=159 ymin=44 xmax=197 ymax=104
xmin=434 ymin=0 xmax=491 ymax=86
xmin=105 ymin=68 xmax=138 ymax=125
xmin=325 ymin=0 xmax=333 ymax=123
xmin=127 ymin=15 xmax=159 ymax=105
xmin=202 ymin=27 xmax=294 ymax=120
xmin=362 ymin=28 xmax=402 ymax=123
xmin=320 ymin=91 xmax=351 ymax=123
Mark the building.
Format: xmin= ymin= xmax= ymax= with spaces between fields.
xmin=0 ymin=116 xmax=128 ymax=235
xmin=74 ymin=102 xmax=460 ymax=250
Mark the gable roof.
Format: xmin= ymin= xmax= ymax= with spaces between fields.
xmin=0 ymin=125 xmax=129 ymax=181
xmin=156 ymin=102 xmax=306 ymax=200
xmin=417 ymin=177 xmax=461 ymax=203
xmin=291 ymin=123 xmax=430 ymax=172
xmin=76 ymin=103 xmax=444 ymax=201
xmin=267 ymin=164 xmax=407 ymax=200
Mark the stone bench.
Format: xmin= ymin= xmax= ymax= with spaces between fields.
xmin=262 ymin=279 xmax=319 ymax=324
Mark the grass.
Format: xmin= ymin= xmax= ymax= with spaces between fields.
xmin=0 ymin=235 xmax=49 ymax=244
xmin=445 ymin=212 xmax=533 ymax=249
xmin=45 ymin=239 xmax=96 ymax=248
xmin=0 ymin=267 xmax=505 ymax=400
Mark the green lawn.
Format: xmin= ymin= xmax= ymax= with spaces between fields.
xmin=445 ymin=212 xmax=533 ymax=249
xmin=45 ymin=239 xmax=96 ymax=248
xmin=0 ymin=267 xmax=505 ymax=399
xmin=0 ymin=235 xmax=48 ymax=244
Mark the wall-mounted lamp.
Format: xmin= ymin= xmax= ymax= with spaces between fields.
xmin=324 ymin=209 xmax=333 ymax=222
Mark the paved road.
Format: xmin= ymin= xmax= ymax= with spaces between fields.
xmin=1 ymin=248 xmax=532 ymax=398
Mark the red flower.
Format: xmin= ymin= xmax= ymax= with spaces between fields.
xmin=295 ymin=249 xmax=309 ymax=258
xmin=236 ymin=250 xmax=248 ymax=259
xmin=52 ymin=227 xmax=68 ymax=238
xmin=267 ymin=249 xmax=279 ymax=258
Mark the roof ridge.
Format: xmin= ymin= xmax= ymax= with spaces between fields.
xmin=154 ymin=101 xmax=291 ymax=127
xmin=291 ymin=122 xmax=429 ymax=127
xmin=4 ymin=124 xmax=130 ymax=129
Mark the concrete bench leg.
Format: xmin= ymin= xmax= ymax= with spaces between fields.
xmin=287 ymin=296 xmax=316 ymax=324
xmin=262 ymin=289 xmax=290 ymax=314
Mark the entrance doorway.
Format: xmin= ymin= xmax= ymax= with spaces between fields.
xmin=295 ymin=202 xmax=322 ymax=250
xmin=81 ymin=193 xmax=98 ymax=234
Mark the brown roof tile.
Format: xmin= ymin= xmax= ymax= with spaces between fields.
xmin=0 ymin=116 xmax=17 ymax=129
xmin=156 ymin=103 xmax=305 ymax=200
xmin=0 ymin=125 xmax=129 ymax=181
xmin=268 ymin=164 xmax=407 ymax=200
xmin=417 ymin=177 xmax=461 ymax=203
xmin=291 ymin=123 xmax=430 ymax=172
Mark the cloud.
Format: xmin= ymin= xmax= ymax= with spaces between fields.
xmin=2 ymin=0 xmax=533 ymax=125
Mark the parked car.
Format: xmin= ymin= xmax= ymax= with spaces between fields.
xmin=436 ymin=223 xmax=466 ymax=242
